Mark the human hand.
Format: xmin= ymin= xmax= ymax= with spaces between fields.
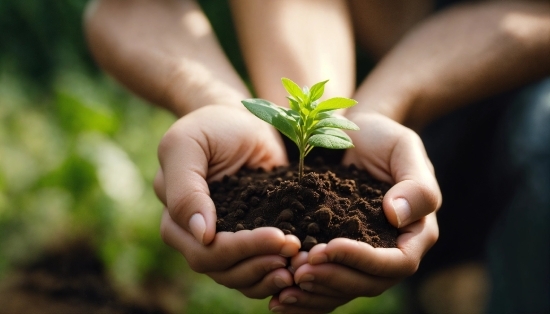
xmin=154 ymin=104 xmax=301 ymax=298
xmin=266 ymin=113 xmax=441 ymax=313
xmin=268 ymin=213 xmax=438 ymax=313
xmin=343 ymin=112 xmax=441 ymax=228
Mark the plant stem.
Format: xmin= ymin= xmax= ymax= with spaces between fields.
xmin=298 ymin=152 xmax=304 ymax=181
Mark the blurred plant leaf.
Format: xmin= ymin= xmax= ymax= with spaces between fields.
xmin=55 ymin=91 xmax=118 ymax=134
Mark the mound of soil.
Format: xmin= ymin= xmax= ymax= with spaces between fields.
xmin=211 ymin=161 xmax=398 ymax=251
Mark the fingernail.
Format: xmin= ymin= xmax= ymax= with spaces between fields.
xmin=189 ymin=213 xmax=206 ymax=244
xmin=280 ymin=243 xmax=295 ymax=257
xmin=282 ymin=296 xmax=297 ymax=304
xmin=288 ymin=265 xmax=295 ymax=274
xmin=270 ymin=305 xmax=284 ymax=313
xmin=310 ymin=254 xmax=327 ymax=265
xmin=274 ymin=276 xmax=290 ymax=289
xmin=280 ymin=235 xmax=300 ymax=257
xmin=271 ymin=261 xmax=286 ymax=271
xmin=392 ymin=198 xmax=411 ymax=228
xmin=300 ymin=282 xmax=313 ymax=291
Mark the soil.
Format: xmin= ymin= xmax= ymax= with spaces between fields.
xmin=0 ymin=240 xmax=169 ymax=314
xmin=211 ymin=159 xmax=398 ymax=250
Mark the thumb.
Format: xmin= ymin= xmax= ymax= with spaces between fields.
xmin=383 ymin=136 xmax=442 ymax=228
xmin=158 ymin=125 xmax=216 ymax=245
xmin=383 ymin=179 xmax=441 ymax=228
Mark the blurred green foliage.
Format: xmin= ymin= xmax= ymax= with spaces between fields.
xmin=0 ymin=0 xmax=403 ymax=313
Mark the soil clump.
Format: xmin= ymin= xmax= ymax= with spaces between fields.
xmin=211 ymin=160 xmax=398 ymax=251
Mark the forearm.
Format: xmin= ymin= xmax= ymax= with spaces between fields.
xmin=349 ymin=1 xmax=550 ymax=130
xmin=229 ymin=0 xmax=355 ymax=106
xmin=84 ymin=0 xmax=249 ymax=117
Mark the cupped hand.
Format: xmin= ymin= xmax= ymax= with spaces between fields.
xmin=343 ymin=112 xmax=441 ymax=228
xmin=266 ymin=112 xmax=441 ymax=313
xmin=268 ymin=212 xmax=438 ymax=313
xmin=154 ymin=104 xmax=301 ymax=298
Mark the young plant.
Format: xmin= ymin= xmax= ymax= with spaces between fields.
xmin=242 ymin=78 xmax=359 ymax=181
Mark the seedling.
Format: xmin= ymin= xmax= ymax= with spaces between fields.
xmin=242 ymin=78 xmax=359 ymax=181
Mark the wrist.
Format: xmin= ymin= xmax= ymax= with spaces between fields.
xmin=346 ymin=79 xmax=419 ymax=128
xmin=165 ymin=61 xmax=251 ymax=117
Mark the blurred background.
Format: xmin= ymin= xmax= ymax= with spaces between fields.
xmin=0 ymin=0 xmax=405 ymax=313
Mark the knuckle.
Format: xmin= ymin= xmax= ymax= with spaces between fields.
xmin=239 ymin=288 xmax=269 ymax=300
xmin=210 ymin=275 xmax=235 ymax=289
xmin=402 ymin=257 xmax=420 ymax=277
xmin=428 ymin=226 xmax=440 ymax=245
xmin=422 ymin=185 xmax=441 ymax=212
xmin=157 ymin=127 xmax=179 ymax=159
xmin=401 ymin=127 xmax=423 ymax=146
xmin=187 ymin=257 xmax=207 ymax=273
xmin=414 ymin=180 xmax=441 ymax=215
xmin=423 ymin=220 xmax=440 ymax=252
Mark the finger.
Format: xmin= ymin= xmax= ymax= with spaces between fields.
xmin=396 ymin=211 xmax=439 ymax=259
xmin=306 ymin=215 xmax=437 ymax=279
xmin=384 ymin=132 xmax=442 ymax=227
xmin=293 ymin=262 xmax=397 ymax=298
xmin=158 ymin=119 xmax=217 ymax=245
xmin=269 ymin=287 xmax=351 ymax=313
xmin=342 ymin=114 xmax=441 ymax=228
xmin=237 ymin=267 xmax=295 ymax=299
xmin=153 ymin=169 xmax=166 ymax=205
xmin=160 ymin=209 xmax=299 ymax=273
xmin=207 ymin=254 xmax=288 ymax=289
xmin=289 ymin=251 xmax=309 ymax=274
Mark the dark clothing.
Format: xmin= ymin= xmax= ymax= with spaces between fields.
xmin=419 ymin=77 xmax=550 ymax=313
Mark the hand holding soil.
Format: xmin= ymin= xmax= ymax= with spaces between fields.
xmin=155 ymin=104 xmax=300 ymax=298
xmin=155 ymin=80 xmax=442 ymax=311
xmin=204 ymin=79 xmax=442 ymax=313
xmin=262 ymin=111 xmax=442 ymax=313
xmin=214 ymin=79 xmax=440 ymax=248
xmin=268 ymin=212 xmax=439 ymax=313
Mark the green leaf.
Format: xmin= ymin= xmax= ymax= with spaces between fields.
xmin=287 ymin=97 xmax=300 ymax=112
xmin=313 ymin=97 xmax=357 ymax=114
xmin=242 ymin=98 xmax=298 ymax=143
xmin=309 ymin=80 xmax=328 ymax=102
xmin=316 ymin=110 xmax=335 ymax=119
xmin=312 ymin=127 xmax=352 ymax=142
xmin=279 ymin=107 xmax=300 ymax=122
xmin=314 ymin=117 xmax=359 ymax=130
xmin=308 ymin=134 xmax=354 ymax=149
xmin=281 ymin=78 xmax=306 ymax=102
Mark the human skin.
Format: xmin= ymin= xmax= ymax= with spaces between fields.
xmin=229 ymin=0 xmax=355 ymax=105
xmin=84 ymin=0 xmax=248 ymax=117
xmin=154 ymin=105 xmax=303 ymax=298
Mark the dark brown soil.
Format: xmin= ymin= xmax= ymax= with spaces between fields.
xmin=0 ymin=240 xmax=169 ymax=314
xmin=211 ymin=160 xmax=398 ymax=251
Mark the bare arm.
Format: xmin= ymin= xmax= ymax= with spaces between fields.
xmin=84 ymin=0 xmax=249 ymax=117
xmin=349 ymin=1 xmax=550 ymax=130
xmin=229 ymin=0 xmax=355 ymax=106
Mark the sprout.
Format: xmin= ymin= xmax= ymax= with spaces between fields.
xmin=242 ymin=78 xmax=359 ymax=180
